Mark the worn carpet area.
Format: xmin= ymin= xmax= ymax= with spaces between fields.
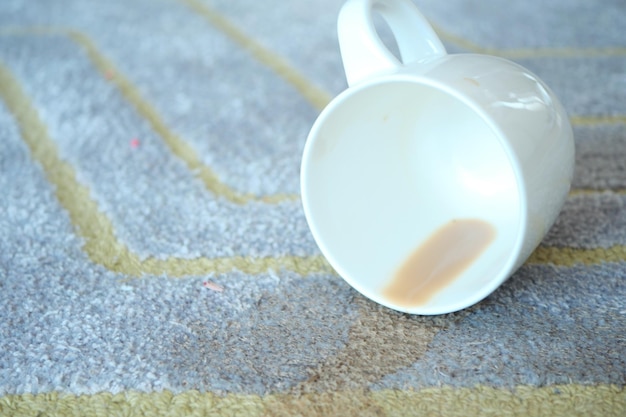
xmin=0 ymin=0 xmax=625 ymax=415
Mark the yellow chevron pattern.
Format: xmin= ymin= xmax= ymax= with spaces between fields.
xmin=0 ymin=1 xmax=624 ymax=414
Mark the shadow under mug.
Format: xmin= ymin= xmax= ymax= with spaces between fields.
xmin=300 ymin=0 xmax=575 ymax=315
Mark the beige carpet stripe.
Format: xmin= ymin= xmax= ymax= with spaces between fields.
xmin=570 ymin=189 xmax=626 ymax=196
xmin=0 ymin=61 xmax=331 ymax=277
xmin=528 ymin=245 xmax=626 ymax=266
xmin=1 ymin=385 xmax=624 ymax=417
xmin=570 ymin=115 xmax=626 ymax=126
xmin=179 ymin=0 xmax=332 ymax=112
xmin=432 ymin=23 xmax=626 ymax=59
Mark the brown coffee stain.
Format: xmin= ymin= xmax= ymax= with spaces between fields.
xmin=383 ymin=219 xmax=496 ymax=308
xmin=292 ymin=296 xmax=455 ymax=394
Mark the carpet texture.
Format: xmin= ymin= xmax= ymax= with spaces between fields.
xmin=0 ymin=0 xmax=625 ymax=415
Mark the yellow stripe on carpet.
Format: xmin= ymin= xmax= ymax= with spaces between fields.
xmin=570 ymin=115 xmax=626 ymax=126
xmin=570 ymin=189 xmax=626 ymax=196
xmin=528 ymin=245 xmax=626 ymax=266
xmin=430 ymin=23 xmax=626 ymax=59
xmin=1 ymin=385 xmax=624 ymax=417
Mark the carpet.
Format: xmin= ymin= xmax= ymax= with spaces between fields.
xmin=0 ymin=0 xmax=625 ymax=415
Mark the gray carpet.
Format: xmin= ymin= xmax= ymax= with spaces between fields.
xmin=0 ymin=0 xmax=625 ymax=415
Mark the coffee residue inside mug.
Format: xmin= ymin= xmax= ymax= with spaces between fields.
xmin=382 ymin=218 xmax=496 ymax=308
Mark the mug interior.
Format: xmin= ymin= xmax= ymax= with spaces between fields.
xmin=301 ymin=79 xmax=523 ymax=314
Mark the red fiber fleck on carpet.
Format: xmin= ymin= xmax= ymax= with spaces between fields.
xmin=203 ymin=281 xmax=224 ymax=292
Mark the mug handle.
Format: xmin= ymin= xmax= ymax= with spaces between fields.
xmin=338 ymin=0 xmax=446 ymax=86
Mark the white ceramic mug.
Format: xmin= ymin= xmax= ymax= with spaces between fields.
xmin=300 ymin=0 xmax=575 ymax=315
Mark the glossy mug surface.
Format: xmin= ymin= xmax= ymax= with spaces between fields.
xmin=300 ymin=0 xmax=575 ymax=315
